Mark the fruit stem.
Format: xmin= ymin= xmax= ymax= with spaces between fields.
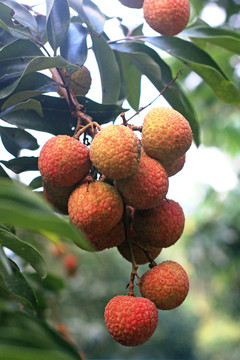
xmin=131 ymin=241 xmax=157 ymax=268
xmin=73 ymin=121 xmax=102 ymax=140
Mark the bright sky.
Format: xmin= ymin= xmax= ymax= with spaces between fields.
xmin=0 ymin=0 xmax=238 ymax=216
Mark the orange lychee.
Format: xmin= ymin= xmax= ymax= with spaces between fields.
xmin=68 ymin=181 xmax=124 ymax=236
xmin=104 ymin=295 xmax=158 ymax=346
xmin=139 ymin=260 xmax=189 ymax=310
xmin=38 ymin=135 xmax=91 ymax=187
xmin=90 ymin=125 xmax=140 ymax=180
xmin=162 ymin=154 xmax=186 ymax=177
xmin=132 ymin=199 xmax=185 ymax=248
xmin=116 ymin=156 xmax=169 ymax=209
xmin=119 ymin=0 xmax=144 ymax=8
xmin=142 ymin=107 xmax=193 ymax=163
xmin=62 ymin=253 xmax=79 ymax=276
xmin=143 ymin=0 xmax=190 ymax=36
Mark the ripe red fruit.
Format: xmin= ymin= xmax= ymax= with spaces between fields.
xmin=104 ymin=295 xmax=158 ymax=346
xmin=143 ymin=0 xmax=190 ymax=36
xmin=132 ymin=199 xmax=185 ymax=248
xmin=38 ymin=135 xmax=91 ymax=187
xmin=139 ymin=260 xmax=189 ymax=310
xmin=63 ymin=253 xmax=78 ymax=276
xmin=86 ymin=221 xmax=125 ymax=251
xmin=162 ymin=154 xmax=186 ymax=177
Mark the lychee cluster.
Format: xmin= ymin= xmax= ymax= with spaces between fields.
xmin=119 ymin=0 xmax=190 ymax=36
xmin=38 ymin=106 xmax=192 ymax=347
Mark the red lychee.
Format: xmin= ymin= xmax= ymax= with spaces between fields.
xmin=116 ymin=156 xmax=169 ymax=209
xmin=133 ymin=199 xmax=185 ymax=248
xmin=162 ymin=154 xmax=186 ymax=177
xmin=90 ymin=125 xmax=140 ymax=180
xmin=62 ymin=253 xmax=79 ymax=276
xmin=104 ymin=295 xmax=158 ymax=346
xmin=68 ymin=181 xmax=124 ymax=236
xmin=38 ymin=135 xmax=91 ymax=187
xmin=142 ymin=107 xmax=193 ymax=163
xmin=143 ymin=0 xmax=190 ymax=36
xmin=139 ymin=260 xmax=189 ymax=310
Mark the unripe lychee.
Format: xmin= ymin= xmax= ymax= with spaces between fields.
xmin=116 ymin=156 xmax=169 ymax=209
xmin=139 ymin=260 xmax=189 ymax=310
xmin=68 ymin=181 xmax=123 ymax=236
xmin=86 ymin=220 xmax=125 ymax=251
xmin=90 ymin=125 xmax=140 ymax=180
xmin=162 ymin=154 xmax=186 ymax=177
xmin=43 ymin=180 xmax=74 ymax=214
xmin=119 ymin=0 xmax=144 ymax=8
xmin=117 ymin=226 xmax=162 ymax=264
xmin=132 ymin=199 xmax=185 ymax=248
xmin=58 ymin=66 xmax=91 ymax=96
xmin=142 ymin=107 xmax=193 ymax=163
xmin=143 ymin=0 xmax=190 ymax=36
xmin=104 ymin=295 xmax=158 ymax=346
xmin=38 ymin=135 xmax=91 ymax=187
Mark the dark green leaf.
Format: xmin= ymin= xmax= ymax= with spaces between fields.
xmin=46 ymin=0 xmax=70 ymax=53
xmin=28 ymin=272 xmax=65 ymax=292
xmin=0 ymin=126 xmax=39 ymax=157
xmin=0 ymin=228 xmax=47 ymax=278
xmin=60 ymin=22 xmax=88 ymax=68
xmin=0 ymin=179 xmax=91 ymax=250
xmin=0 ymin=257 xmax=38 ymax=309
xmin=69 ymin=0 xmax=105 ymax=34
xmin=0 ymin=156 xmax=38 ymax=173
xmin=35 ymin=14 xmax=47 ymax=41
xmin=0 ymin=164 xmax=10 ymax=178
xmin=143 ymin=36 xmax=240 ymax=104
xmin=0 ymin=99 xmax=43 ymax=117
xmin=91 ymin=34 xmax=121 ymax=104
xmin=29 ymin=176 xmax=42 ymax=190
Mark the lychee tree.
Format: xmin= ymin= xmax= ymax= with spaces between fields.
xmin=0 ymin=0 xmax=239 ymax=358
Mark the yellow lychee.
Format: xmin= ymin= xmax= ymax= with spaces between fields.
xmin=38 ymin=135 xmax=92 ymax=187
xmin=143 ymin=0 xmax=190 ymax=36
xmin=142 ymin=107 xmax=192 ymax=163
xmin=116 ymin=155 xmax=169 ymax=209
xmin=90 ymin=125 xmax=140 ymax=180
xmin=68 ymin=181 xmax=124 ymax=236
xmin=119 ymin=0 xmax=144 ymax=8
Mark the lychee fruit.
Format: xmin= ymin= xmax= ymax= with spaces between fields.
xmin=90 ymin=125 xmax=140 ymax=180
xmin=119 ymin=0 xmax=144 ymax=8
xmin=132 ymin=199 xmax=185 ymax=248
xmin=57 ymin=66 xmax=91 ymax=96
xmin=68 ymin=181 xmax=124 ymax=236
xmin=104 ymin=295 xmax=158 ymax=346
xmin=62 ymin=253 xmax=78 ymax=276
xmin=142 ymin=107 xmax=193 ymax=163
xmin=43 ymin=180 xmax=74 ymax=214
xmin=117 ymin=226 xmax=161 ymax=264
xmin=38 ymin=135 xmax=91 ymax=187
xmin=143 ymin=0 xmax=190 ymax=36
xmin=139 ymin=260 xmax=189 ymax=310
xmin=162 ymin=154 xmax=186 ymax=177
xmin=116 ymin=156 xmax=169 ymax=209
xmin=86 ymin=220 xmax=125 ymax=251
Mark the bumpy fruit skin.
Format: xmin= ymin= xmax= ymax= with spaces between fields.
xmin=142 ymin=107 xmax=193 ymax=163
xmin=143 ymin=0 xmax=190 ymax=36
xmin=38 ymin=135 xmax=91 ymax=187
xmin=104 ymin=295 xmax=158 ymax=346
xmin=116 ymin=156 xmax=169 ymax=209
xmin=90 ymin=125 xmax=140 ymax=180
xmin=139 ymin=260 xmax=189 ymax=310
xmin=162 ymin=154 xmax=186 ymax=177
xmin=119 ymin=0 xmax=144 ymax=8
xmin=68 ymin=181 xmax=123 ymax=235
xmin=86 ymin=221 xmax=125 ymax=251
xmin=133 ymin=199 xmax=185 ymax=248
xmin=117 ymin=226 xmax=161 ymax=264
xmin=43 ymin=180 xmax=74 ymax=215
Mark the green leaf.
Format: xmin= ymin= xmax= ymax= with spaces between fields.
xmin=182 ymin=24 xmax=240 ymax=54
xmin=0 ymin=179 xmax=91 ymax=250
xmin=0 ymin=99 xmax=43 ymax=117
xmin=60 ymin=22 xmax=88 ymax=68
xmin=0 ymin=346 xmax=79 ymax=360
xmin=0 ymin=126 xmax=39 ymax=157
xmin=91 ymin=34 xmax=121 ymax=104
xmin=69 ymin=0 xmax=105 ymax=34
xmin=0 ymin=229 xmax=47 ymax=278
xmin=0 ymin=164 xmax=10 ymax=178
xmin=143 ymin=36 xmax=240 ymax=104
xmin=46 ymin=0 xmax=70 ymax=53
xmin=29 ymin=176 xmax=42 ymax=190
xmin=0 ymin=156 xmax=38 ymax=174
xmin=0 ymin=256 xmax=38 ymax=309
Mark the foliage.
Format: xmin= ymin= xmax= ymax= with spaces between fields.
xmin=0 ymin=0 xmax=239 ymax=358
